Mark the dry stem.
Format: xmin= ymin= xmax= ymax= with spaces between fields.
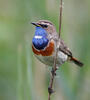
xmin=48 ymin=0 xmax=63 ymax=100
xmin=59 ymin=0 xmax=63 ymax=37
xmin=48 ymin=48 xmax=58 ymax=100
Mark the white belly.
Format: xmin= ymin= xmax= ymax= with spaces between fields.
xmin=34 ymin=51 xmax=68 ymax=67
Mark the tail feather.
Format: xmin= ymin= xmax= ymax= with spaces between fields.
xmin=70 ymin=57 xmax=84 ymax=67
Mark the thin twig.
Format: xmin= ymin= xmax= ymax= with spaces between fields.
xmin=59 ymin=0 xmax=63 ymax=37
xmin=48 ymin=47 xmax=58 ymax=100
xmin=48 ymin=0 xmax=63 ymax=100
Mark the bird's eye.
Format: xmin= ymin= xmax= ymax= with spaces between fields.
xmin=39 ymin=24 xmax=48 ymax=28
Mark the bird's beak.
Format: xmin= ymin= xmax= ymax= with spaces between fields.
xmin=31 ymin=22 xmax=40 ymax=27
xmin=31 ymin=22 xmax=37 ymax=26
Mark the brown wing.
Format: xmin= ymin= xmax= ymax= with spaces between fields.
xmin=48 ymin=33 xmax=72 ymax=57
xmin=58 ymin=39 xmax=72 ymax=57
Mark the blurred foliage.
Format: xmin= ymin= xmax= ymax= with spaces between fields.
xmin=0 ymin=0 xmax=90 ymax=100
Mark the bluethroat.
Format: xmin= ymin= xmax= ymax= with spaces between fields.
xmin=31 ymin=20 xmax=83 ymax=67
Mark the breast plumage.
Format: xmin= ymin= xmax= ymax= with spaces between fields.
xmin=32 ymin=40 xmax=54 ymax=56
xmin=32 ymin=27 xmax=55 ymax=56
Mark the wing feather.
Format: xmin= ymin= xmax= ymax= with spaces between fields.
xmin=58 ymin=39 xmax=72 ymax=57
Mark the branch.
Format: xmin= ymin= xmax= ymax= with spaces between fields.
xmin=48 ymin=48 xmax=58 ymax=100
xmin=59 ymin=0 xmax=63 ymax=37
xmin=48 ymin=0 xmax=63 ymax=100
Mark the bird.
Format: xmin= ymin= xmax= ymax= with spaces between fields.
xmin=31 ymin=20 xmax=83 ymax=67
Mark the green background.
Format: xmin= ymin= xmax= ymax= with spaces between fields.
xmin=0 ymin=0 xmax=90 ymax=100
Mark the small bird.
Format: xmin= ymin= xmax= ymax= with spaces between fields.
xmin=31 ymin=20 xmax=83 ymax=67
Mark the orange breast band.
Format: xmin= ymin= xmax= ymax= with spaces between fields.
xmin=32 ymin=41 xmax=54 ymax=56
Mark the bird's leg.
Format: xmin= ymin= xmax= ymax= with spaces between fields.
xmin=51 ymin=68 xmax=55 ymax=75
xmin=51 ymin=66 xmax=59 ymax=76
xmin=46 ymin=65 xmax=53 ymax=77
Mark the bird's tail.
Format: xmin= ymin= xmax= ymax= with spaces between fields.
xmin=70 ymin=57 xmax=84 ymax=67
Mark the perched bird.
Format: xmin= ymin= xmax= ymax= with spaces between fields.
xmin=31 ymin=20 xmax=83 ymax=67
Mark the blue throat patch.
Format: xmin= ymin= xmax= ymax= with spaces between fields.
xmin=32 ymin=27 xmax=49 ymax=50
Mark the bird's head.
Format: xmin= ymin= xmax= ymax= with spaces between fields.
xmin=31 ymin=20 xmax=56 ymax=34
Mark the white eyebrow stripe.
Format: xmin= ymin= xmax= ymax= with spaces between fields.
xmin=34 ymin=35 xmax=43 ymax=39
xmin=41 ymin=22 xmax=50 ymax=26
